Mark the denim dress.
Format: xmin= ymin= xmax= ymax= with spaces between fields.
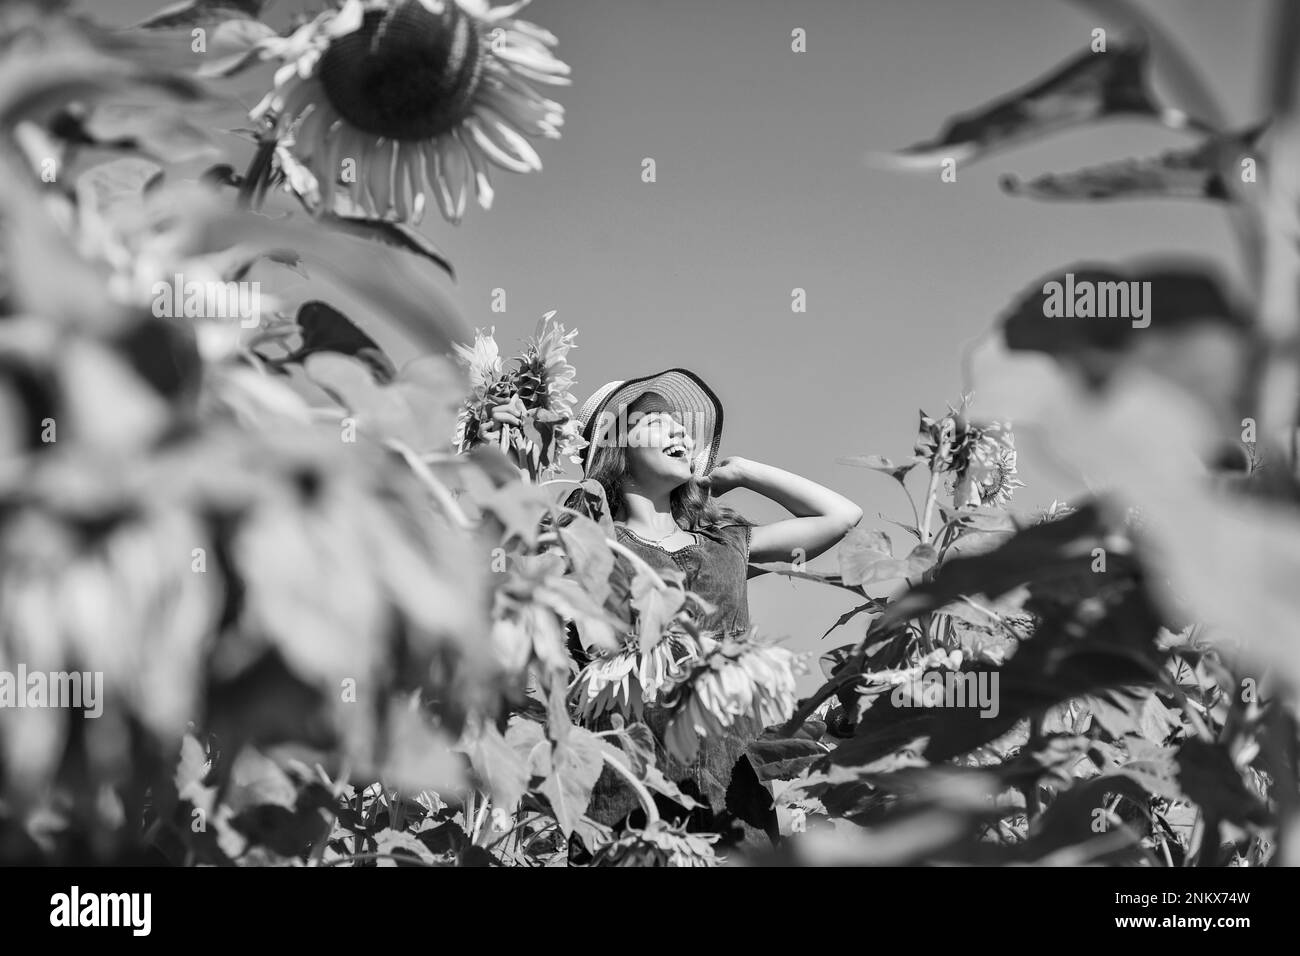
xmin=581 ymin=520 xmax=770 ymax=844
xmin=613 ymin=521 xmax=754 ymax=634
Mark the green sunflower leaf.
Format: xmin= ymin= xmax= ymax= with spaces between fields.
xmin=534 ymin=725 xmax=605 ymax=838
xmin=558 ymin=513 xmax=615 ymax=608
xmin=303 ymin=351 xmax=463 ymax=456
xmin=1001 ymin=125 xmax=1264 ymax=203
xmin=135 ymin=0 xmax=268 ymax=30
xmin=1175 ymin=738 xmax=1270 ymax=828
xmin=50 ymin=103 xmax=218 ymax=163
xmin=279 ymin=300 xmax=396 ymax=382
xmin=469 ymin=722 xmax=531 ymax=813
xmin=836 ymin=454 xmax=917 ymax=483
xmin=320 ymin=212 xmax=456 ymax=280
xmin=840 ymin=527 xmax=936 ymax=587
xmin=630 ymin=567 xmax=687 ymax=654
xmin=892 ymin=42 xmax=1173 ymax=169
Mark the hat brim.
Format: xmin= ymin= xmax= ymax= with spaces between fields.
xmin=576 ymin=368 xmax=723 ymax=477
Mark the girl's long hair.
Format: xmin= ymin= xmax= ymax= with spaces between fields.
xmin=581 ymin=439 xmax=748 ymax=532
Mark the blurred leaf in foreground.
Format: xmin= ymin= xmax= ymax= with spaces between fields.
xmin=890 ymin=41 xmax=1187 ymax=170
xmin=1001 ymin=125 xmax=1264 ymax=202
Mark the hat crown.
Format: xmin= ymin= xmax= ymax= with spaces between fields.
xmin=575 ymin=368 xmax=723 ymax=476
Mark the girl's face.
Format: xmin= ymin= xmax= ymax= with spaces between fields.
xmin=624 ymin=410 xmax=695 ymax=490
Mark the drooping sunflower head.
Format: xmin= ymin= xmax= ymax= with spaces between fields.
xmin=253 ymin=0 xmax=568 ymax=223
xmin=318 ymin=0 xmax=487 ymax=142
xmin=660 ymin=634 xmax=803 ymax=764
xmin=977 ymin=445 xmax=1025 ymax=506
xmin=963 ymin=423 xmax=1025 ymax=506
xmin=570 ymin=629 xmax=701 ymax=725
xmin=590 ymin=820 xmax=721 ymax=867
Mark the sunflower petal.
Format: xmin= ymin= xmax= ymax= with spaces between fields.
xmin=488 ymin=65 xmax=567 ymax=113
xmin=480 ymin=84 xmax=561 ymax=138
xmin=294 ymin=102 xmax=334 ymax=162
xmin=465 ymin=116 xmax=533 ymax=173
xmin=439 ymin=133 xmax=471 ymax=221
xmin=403 ymin=144 xmax=428 ymax=224
xmin=318 ymin=122 xmax=345 ymax=209
xmin=272 ymin=60 xmax=300 ymax=92
xmin=492 ymin=42 xmax=569 ymax=80
xmin=429 ymin=138 xmax=457 ymax=222
xmin=414 ymin=141 xmax=440 ymax=223
xmin=476 ymin=0 xmax=532 ymax=22
xmin=508 ymin=62 xmax=572 ymax=87
xmin=391 ymin=142 xmax=411 ymax=222
xmin=504 ymin=20 xmax=559 ymax=46
xmin=365 ymin=139 xmax=395 ymax=218
xmin=333 ymin=123 xmax=368 ymax=206
xmin=458 ymin=128 xmax=495 ymax=210
xmin=286 ymin=76 xmax=323 ymax=121
xmin=328 ymin=0 xmax=366 ymax=38
xmin=473 ymin=108 xmax=543 ymax=170
xmin=453 ymin=0 xmax=494 ymax=18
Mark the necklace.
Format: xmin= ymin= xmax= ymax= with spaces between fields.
xmin=623 ymin=524 xmax=688 ymax=546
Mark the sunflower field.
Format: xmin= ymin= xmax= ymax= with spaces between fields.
xmin=0 ymin=0 xmax=1298 ymax=869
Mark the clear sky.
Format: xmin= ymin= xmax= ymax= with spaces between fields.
xmin=96 ymin=0 xmax=1265 ymax=687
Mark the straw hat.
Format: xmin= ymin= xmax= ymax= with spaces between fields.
xmin=574 ymin=368 xmax=723 ymax=476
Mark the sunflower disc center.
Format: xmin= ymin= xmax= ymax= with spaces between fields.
xmin=318 ymin=1 xmax=484 ymax=141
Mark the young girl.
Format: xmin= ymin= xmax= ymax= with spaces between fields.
xmin=492 ymin=368 xmax=861 ymax=846
xmin=563 ymin=369 xmax=862 ymax=847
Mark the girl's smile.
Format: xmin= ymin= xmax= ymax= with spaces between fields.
xmin=627 ymin=411 xmax=696 ymax=487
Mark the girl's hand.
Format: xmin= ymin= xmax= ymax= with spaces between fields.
xmin=700 ymin=456 xmax=750 ymax=495
xmin=480 ymin=395 xmax=526 ymax=436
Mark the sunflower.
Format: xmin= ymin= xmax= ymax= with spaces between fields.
xmin=570 ymin=628 xmax=701 ymax=724
xmin=953 ymin=421 xmax=1026 ymax=508
xmin=590 ymin=819 xmax=720 ymax=867
xmin=451 ymin=325 xmax=509 ymax=452
xmin=1037 ymin=498 xmax=1076 ymax=523
xmin=453 ymin=325 xmax=504 ymax=396
xmin=515 ymin=311 xmax=578 ymax=422
xmin=514 ymin=312 xmax=586 ymax=471
xmin=857 ymin=648 xmax=964 ymax=710
xmin=660 ymin=632 xmax=803 ymax=764
xmin=966 ymin=424 xmax=1025 ymax=506
xmin=451 ymin=314 xmax=586 ymax=475
xmin=250 ymin=0 xmax=568 ymax=224
xmin=977 ymin=444 xmax=1025 ymax=506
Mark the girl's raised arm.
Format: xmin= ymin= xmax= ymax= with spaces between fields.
xmin=702 ymin=457 xmax=863 ymax=564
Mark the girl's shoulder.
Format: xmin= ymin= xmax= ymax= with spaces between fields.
xmin=697 ymin=516 xmax=752 ymax=554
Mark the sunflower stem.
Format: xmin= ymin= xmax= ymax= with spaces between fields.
xmin=391 ymin=440 xmax=473 ymax=530
xmin=485 ymin=812 xmax=544 ymax=851
xmin=471 ymin=794 xmax=492 ymax=843
xmin=1257 ymin=0 xmax=1300 ymax=470
xmin=900 ymin=479 xmax=922 ymax=533
xmin=918 ymin=425 xmax=955 ymax=545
